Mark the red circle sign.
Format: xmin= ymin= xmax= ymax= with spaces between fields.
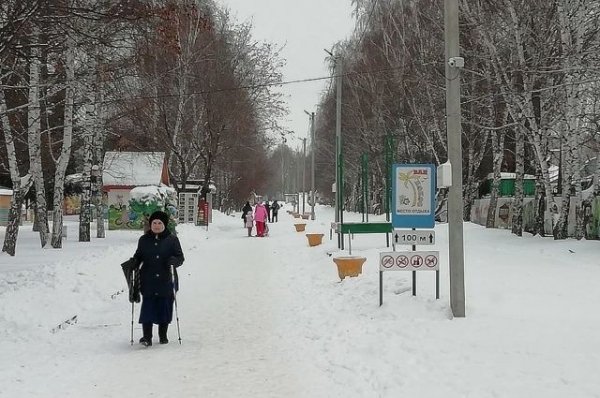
xmin=381 ymin=256 xmax=394 ymax=268
xmin=425 ymin=255 xmax=438 ymax=267
xmin=396 ymin=255 xmax=409 ymax=267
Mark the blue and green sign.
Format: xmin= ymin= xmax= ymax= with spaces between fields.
xmin=391 ymin=164 xmax=436 ymax=229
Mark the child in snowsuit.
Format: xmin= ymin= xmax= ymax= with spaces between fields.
xmin=245 ymin=211 xmax=254 ymax=237
xmin=241 ymin=201 xmax=252 ymax=228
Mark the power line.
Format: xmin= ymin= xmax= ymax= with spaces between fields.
xmin=100 ymin=63 xmax=416 ymax=105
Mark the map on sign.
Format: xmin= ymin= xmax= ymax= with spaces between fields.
xmin=395 ymin=166 xmax=432 ymax=215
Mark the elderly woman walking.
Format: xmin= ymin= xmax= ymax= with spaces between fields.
xmin=132 ymin=210 xmax=184 ymax=346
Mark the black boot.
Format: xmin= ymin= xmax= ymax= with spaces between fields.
xmin=158 ymin=323 xmax=169 ymax=344
xmin=139 ymin=323 xmax=153 ymax=347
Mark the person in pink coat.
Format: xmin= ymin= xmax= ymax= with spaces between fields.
xmin=254 ymin=202 xmax=268 ymax=237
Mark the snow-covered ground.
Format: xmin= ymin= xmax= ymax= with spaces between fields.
xmin=1 ymin=204 xmax=599 ymax=397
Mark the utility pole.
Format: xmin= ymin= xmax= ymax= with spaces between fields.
xmin=445 ymin=0 xmax=466 ymax=317
xmin=305 ymin=110 xmax=317 ymax=220
xmin=302 ymin=137 xmax=306 ymax=215
xmin=310 ymin=112 xmax=316 ymax=220
xmin=281 ymin=136 xmax=285 ymax=199
xmin=335 ymin=57 xmax=343 ymax=248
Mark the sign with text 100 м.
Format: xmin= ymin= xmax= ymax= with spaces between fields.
xmin=391 ymin=164 xmax=435 ymax=229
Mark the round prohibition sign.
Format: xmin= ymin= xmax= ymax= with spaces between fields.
xmin=425 ymin=255 xmax=438 ymax=268
xmin=396 ymin=255 xmax=409 ymax=268
xmin=381 ymin=255 xmax=394 ymax=268
xmin=410 ymin=255 xmax=423 ymax=268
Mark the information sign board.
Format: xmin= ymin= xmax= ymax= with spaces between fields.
xmin=391 ymin=164 xmax=436 ymax=228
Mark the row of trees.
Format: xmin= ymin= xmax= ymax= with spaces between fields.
xmin=309 ymin=0 xmax=600 ymax=240
xmin=0 ymin=0 xmax=286 ymax=255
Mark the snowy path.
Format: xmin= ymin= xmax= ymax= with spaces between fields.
xmin=170 ymin=224 xmax=310 ymax=397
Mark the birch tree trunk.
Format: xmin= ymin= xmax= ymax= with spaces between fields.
xmin=27 ymin=26 xmax=49 ymax=247
xmin=486 ymin=128 xmax=506 ymax=228
xmin=1 ymin=86 xmax=31 ymax=256
xmin=50 ymin=38 xmax=75 ymax=248
xmin=557 ymin=0 xmax=588 ymax=240
xmin=593 ymin=156 xmax=600 ymax=198
xmin=464 ymin=129 xmax=488 ymax=221
xmin=93 ymin=57 xmax=106 ymax=239
xmin=553 ymin=142 xmax=571 ymax=240
xmin=533 ymin=168 xmax=546 ymax=236
xmin=511 ymin=127 xmax=525 ymax=236
xmin=78 ymin=130 xmax=93 ymax=242
xmin=94 ymin=106 xmax=105 ymax=239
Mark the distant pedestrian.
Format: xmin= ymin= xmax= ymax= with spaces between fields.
xmin=271 ymin=200 xmax=280 ymax=222
xmin=241 ymin=201 xmax=252 ymax=228
xmin=265 ymin=200 xmax=272 ymax=223
xmin=254 ymin=202 xmax=268 ymax=237
xmin=245 ymin=211 xmax=254 ymax=237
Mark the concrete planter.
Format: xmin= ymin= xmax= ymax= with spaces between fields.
xmin=333 ymin=256 xmax=366 ymax=280
xmin=294 ymin=223 xmax=306 ymax=232
xmin=305 ymin=233 xmax=324 ymax=247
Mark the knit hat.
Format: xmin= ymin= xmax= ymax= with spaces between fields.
xmin=148 ymin=210 xmax=170 ymax=227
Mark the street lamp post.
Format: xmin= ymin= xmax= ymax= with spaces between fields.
xmin=281 ymin=135 xmax=286 ymax=200
xmin=302 ymin=137 xmax=306 ymax=215
xmin=304 ymin=110 xmax=316 ymax=221
xmin=325 ymin=49 xmax=343 ymax=249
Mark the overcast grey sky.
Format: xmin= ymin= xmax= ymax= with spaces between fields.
xmin=216 ymin=0 xmax=356 ymax=146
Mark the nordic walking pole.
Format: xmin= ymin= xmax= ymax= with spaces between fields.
xmin=130 ymin=301 xmax=134 ymax=345
xmin=130 ymin=268 xmax=135 ymax=345
xmin=171 ymin=265 xmax=182 ymax=344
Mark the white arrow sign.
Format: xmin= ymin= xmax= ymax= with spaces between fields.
xmin=393 ymin=229 xmax=435 ymax=245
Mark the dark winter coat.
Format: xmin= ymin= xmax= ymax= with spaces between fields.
xmin=133 ymin=228 xmax=184 ymax=298
xmin=241 ymin=202 xmax=252 ymax=220
xmin=271 ymin=201 xmax=280 ymax=214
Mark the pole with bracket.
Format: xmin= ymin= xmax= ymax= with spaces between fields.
xmin=310 ymin=112 xmax=316 ymax=220
xmin=444 ymin=0 xmax=466 ymax=317
xmin=333 ymin=56 xmax=343 ymax=249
